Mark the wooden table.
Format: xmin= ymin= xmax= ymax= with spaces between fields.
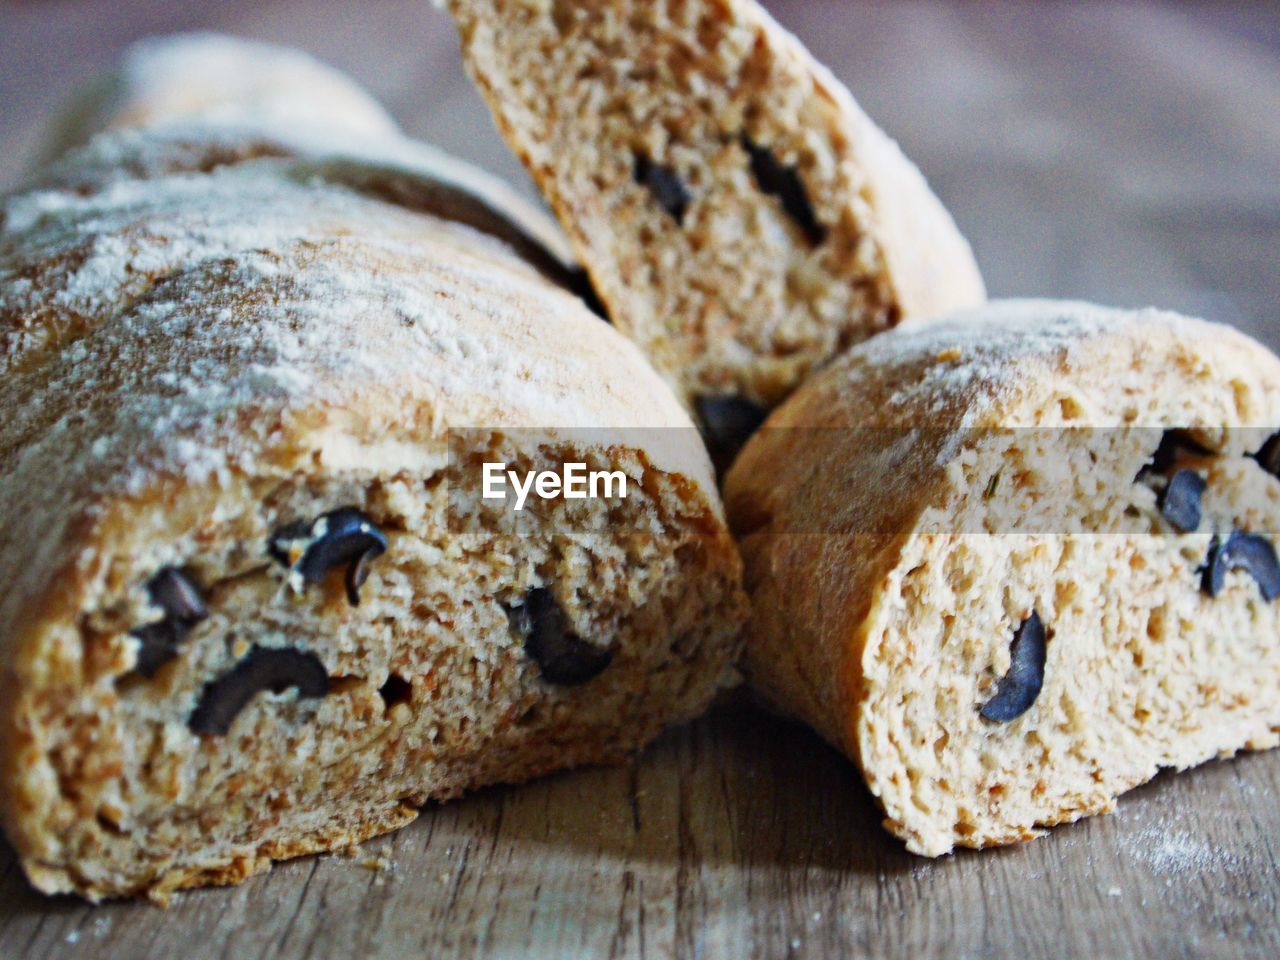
xmin=1 ymin=2 xmax=1278 ymax=957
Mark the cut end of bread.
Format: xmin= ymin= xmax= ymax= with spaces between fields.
xmin=443 ymin=0 xmax=984 ymax=414
xmin=3 ymin=431 xmax=743 ymax=898
xmin=725 ymin=300 xmax=1280 ymax=858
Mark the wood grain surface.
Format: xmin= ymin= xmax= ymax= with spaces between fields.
xmin=1 ymin=1 xmax=1278 ymax=957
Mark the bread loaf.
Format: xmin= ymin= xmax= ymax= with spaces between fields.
xmin=0 ymin=36 xmax=746 ymax=901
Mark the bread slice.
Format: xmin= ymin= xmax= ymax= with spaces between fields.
xmin=442 ymin=0 xmax=985 ymax=436
xmin=0 ymin=39 xmax=745 ymax=901
xmin=724 ymin=300 xmax=1280 ymax=856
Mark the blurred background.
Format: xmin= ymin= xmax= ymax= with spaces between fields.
xmin=1 ymin=0 xmax=1277 ymax=347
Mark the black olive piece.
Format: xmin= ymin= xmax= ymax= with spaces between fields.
xmin=129 ymin=568 xmax=208 ymax=678
xmin=188 ymin=646 xmax=329 ymax=736
xmin=1201 ymin=531 xmax=1280 ymax=602
xmin=633 ymin=153 xmax=691 ymax=225
xmin=695 ymin=394 xmax=768 ymax=476
xmin=565 ymin=266 xmax=610 ymax=322
xmin=270 ymin=507 xmax=388 ymax=607
xmin=741 ymin=135 xmax=827 ymax=245
xmin=1251 ymin=431 xmax=1280 ymax=476
xmin=1158 ymin=468 xmax=1207 ymax=532
xmin=509 ymin=587 xmax=612 ymax=686
xmin=1137 ymin=429 xmax=1213 ymax=481
xmin=378 ymin=673 xmax=413 ymax=710
xmin=979 ymin=611 xmax=1047 ymax=723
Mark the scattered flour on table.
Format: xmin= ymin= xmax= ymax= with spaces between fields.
xmin=1117 ymin=823 xmax=1241 ymax=877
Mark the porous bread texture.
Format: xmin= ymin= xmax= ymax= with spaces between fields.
xmin=724 ymin=300 xmax=1280 ymax=856
xmin=443 ymin=0 xmax=985 ymax=409
xmin=0 ymin=94 xmax=745 ymax=900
